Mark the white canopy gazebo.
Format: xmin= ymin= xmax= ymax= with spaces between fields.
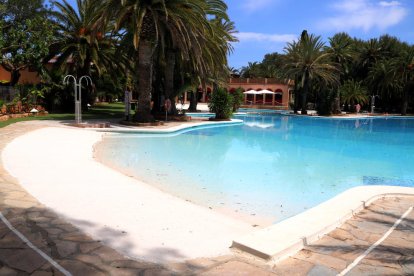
xmin=243 ymin=90 xmax=261 ymax=95
xmin=243 ymin=90 xmax=261 ymax=104
xmin=258 ymin=89 xmax=275 ymax=95
xmin=242 ymin=89 xmax=283 ymax=105
xmin=258 ymin=89 xmax=275 ymax=105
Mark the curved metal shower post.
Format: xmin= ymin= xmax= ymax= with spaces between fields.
xmin=78 ymin=76 xmax=93 ymax=122
xmin=79 ymin=75 xmax=92 ymax=87
xmin=77 ymin=76 xmax=93 ymax=124
xmin=370 ymin=95 xmax=380 ymax=114
xmin=63 ymin=75 xmax=76 ymax=85
xmin=63 ymin=75 xmax=92 ymax=124
xmin=63 ymin=75 xmax=82 ymax=123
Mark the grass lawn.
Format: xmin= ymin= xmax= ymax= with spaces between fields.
xmin=0 ymin=102 xmax=126 ymax=129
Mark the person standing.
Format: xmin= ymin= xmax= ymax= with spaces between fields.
xmin=355 ymin=103 xmax=361 ymax=113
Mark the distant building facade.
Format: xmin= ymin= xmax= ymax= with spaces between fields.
xmin=228 ymin=78 xmax=291 ymax=108
xmin=184 ymin=78 xmax=292 ymax=109
xmin=0 ymin=66 xmax=42 ymax=85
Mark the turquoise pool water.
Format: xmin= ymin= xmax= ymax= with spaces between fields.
xmin=99 ymin=115 xmax=414 ymax=222
xmin=187 ymin=109 xmax=287 ymax=118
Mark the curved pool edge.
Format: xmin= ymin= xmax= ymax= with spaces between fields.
xmin=1 ymin=125 xmax=255 ymax=263
xmin=231 ymin=185 xmax=414 ymax=264
xmin=96 ymin=119 xmax=243 ymax=134
xmin=284 ymin=113 xmax=414 ymax=120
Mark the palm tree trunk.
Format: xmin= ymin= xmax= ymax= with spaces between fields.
xmin=401 ymin=81 xmax=413 ymax=115
xmin=134 ymin=39 xmax=155 ymax=122
xmin=401 ymin=87 xmax=408 ymax=116
xmin=333 ymin=89 xmax=341 ymax=114
xmin=293 ymin=76 xmax=299 ymax=114
xmin=188 ymin=91 xmax=198 ymax=112
xmin=301 ymin=74 xmax=309 ymax=115
xmin=165 ymin=50 xmax=177 ymax=115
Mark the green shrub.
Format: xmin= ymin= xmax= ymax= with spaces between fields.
xmin=316 ymin=89 xmax=335 ymax=115
xmin=232 ymin=88 xmax=244 ymax=112
xmin=208 ymin=87 xmax=233 ymax=120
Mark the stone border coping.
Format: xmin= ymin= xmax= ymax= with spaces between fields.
xmin=285 ymin=113 xmax=414 ymax=119
xmin=95 ymin=119 xmax=244 ymax=134
xmin=67 ymin=121 xmax=111 ymax=128
xmin=0 ymin=113 xmax=48 ymax=121
xmin=231 ymin=185 xmax=414 ymax=264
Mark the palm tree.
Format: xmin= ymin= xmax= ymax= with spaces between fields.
xmin=175 ymin=15 xmax=237 ymax=113
xmin=340 ymin=79 xmax=369 ymax=109
xmin=228 ymin=67 xmax=240 ymax=77
xmin=354 ymin=38 xmax=383 ymax=80
xmin=367 ymin=59 xmax=402 ymax=112
xmin=284 ymin=40 xmax=301 ymax=113
xmin=240 ymin=62 xmax=262 ymax=78
xmin=284 ymin=30 xmax=339 ymax=114
xmin=200 ymin=16 xmax=237 ymax=83
xmin=397 ymin=45 xmax=414 ymax=115
xmin=50 ymin=0 xmax=124 ymax=77
xmin=326 ymin=32 xmax=355 ymax=114
xmin=104 ymin=0 xmax=232 ymax=122
xmin=48 ymin=0 xmax=126 ymax=109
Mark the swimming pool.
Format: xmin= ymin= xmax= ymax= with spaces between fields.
xmin=187 ymin=108 xmax=287 ymax=118
xmin=98 ymin=115 xmax=414 ymax=223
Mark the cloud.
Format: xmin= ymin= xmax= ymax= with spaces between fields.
xmin=379 ymin=1 xmax=401 ymax=7
xmin=240 ymin=0 xmax=279 ymax=12
xmin=236 ymin=32 xmax=297 ymax=43
xmin=319 ymin=0 xmax=408 ymax=32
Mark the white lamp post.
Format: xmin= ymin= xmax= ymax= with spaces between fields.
xmin=63 ymin=75 xmax=93 ymax=124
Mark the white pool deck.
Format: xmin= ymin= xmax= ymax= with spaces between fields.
xmin=2 ymin=118 xmax=414 ymax=265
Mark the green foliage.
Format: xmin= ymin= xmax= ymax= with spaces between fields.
xmin=95 ymin=73 xmax=124 ymax=102
xmin=232 ymin=87 xmax=244 ymax=112
xmin=0 ymin=0 xmax=55 ymax=85
xmin=340 ymin=80 xmax=369 ymax=107
xmin=367 ymin=59 xmax=402 ymax=101
xmin=105 ymin=0 xmax=236 ymax=121
xmin=11 ymin=84 xmax=45 ymax=108
xmin=316 ymin=88 xmax=335 ymax=116
xmin=240 ymin=53 xmax=286 ymax=79
xmin=240 ymin=62 xmax=263 ymax=78
xmin=36 ymin=69 xmax=72 ymax=112
xmin=50 ymin=0 xmax=126 ymax=78
xmin=284 ymin=30 xmax=339 ymax=114
xmin=208 ymin=88 xmax=233 ymax=120
xmin=236 ymin=30 xmax=414 ymax=114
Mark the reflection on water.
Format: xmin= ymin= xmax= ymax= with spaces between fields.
xmin=98 ymin=115 xmax=414 ymax=223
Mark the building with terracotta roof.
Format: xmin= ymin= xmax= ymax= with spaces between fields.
xmin=185 ymin=78 xmax=292 ymax=109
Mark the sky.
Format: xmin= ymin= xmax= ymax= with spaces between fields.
xmin=56 ymin=0 xmax=414 ymax=69
xmin=228 ymin=0 xmax=414 ymax=69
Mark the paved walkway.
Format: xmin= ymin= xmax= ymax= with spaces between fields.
xmin=272 ymin=196 xmax=414 ymax=275
xmin=0 ymin=121 xmax=413 ymax=275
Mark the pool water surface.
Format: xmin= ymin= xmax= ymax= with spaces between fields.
xmin=98 ymin=115 xmax=414 ymax=223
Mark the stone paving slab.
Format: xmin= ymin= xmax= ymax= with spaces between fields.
xmin=1 ymin=121 xmax=414 ymax=275
xmin=273 ymin=196 xmax=414 ymax=275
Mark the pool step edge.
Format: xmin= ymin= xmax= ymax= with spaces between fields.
xmin=231 ymin=186 xmax=414 ymax=264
